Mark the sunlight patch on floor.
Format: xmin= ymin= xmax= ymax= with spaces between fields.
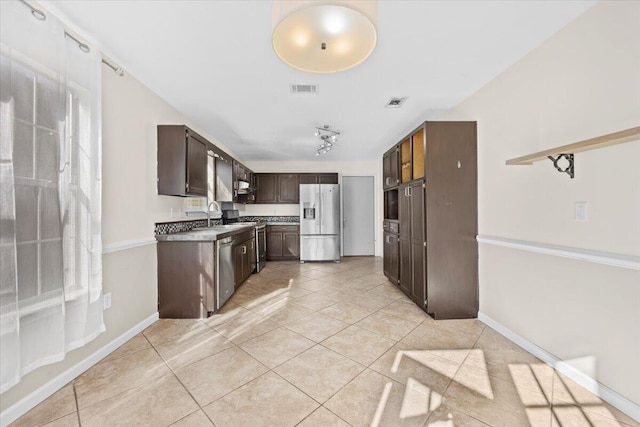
xmin=371 ymin=381 xmax=393 ymax=427
xmin=400 ymin=377 xmax=442 ymax=419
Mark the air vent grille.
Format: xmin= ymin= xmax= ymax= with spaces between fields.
xmin=290 ymin=84 xmax=319 ymax=94
xmin=385 ymin=97 xmax=407 ymax=108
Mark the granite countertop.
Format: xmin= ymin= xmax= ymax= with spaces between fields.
xmin=155 ymin=223 xmax=256 ymax=242
xmin=264 ymin=222 xmax=299 ymax=226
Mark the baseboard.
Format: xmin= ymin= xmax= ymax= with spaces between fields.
xmin=0 ymin=312 xmax=159 ymax=427
xmin=478 ymin=312 xmax=640 ymax=423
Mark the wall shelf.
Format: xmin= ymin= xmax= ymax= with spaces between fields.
xmin=506 ymin=126 xmax=640 ymax=178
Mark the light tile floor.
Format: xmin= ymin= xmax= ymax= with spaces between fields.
xmin=10 ymin=257 xmax=638 ymax=427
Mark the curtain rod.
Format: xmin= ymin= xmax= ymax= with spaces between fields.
xmin=20 ymin=0 xmax=125 ymax=77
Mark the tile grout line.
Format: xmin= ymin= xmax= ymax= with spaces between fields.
xmin=431 ymin=324 xmax=500 ymax=427
xmin=72 ymin=383 xmax=82 ymax=427
xmin=145 ymin=331 xmax=221 ymax=427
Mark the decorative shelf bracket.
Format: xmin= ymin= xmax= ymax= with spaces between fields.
xmin=505 ymin=126 xmax=639 ymax=180
xmin=547 ymin=154 xmax=574 ymax=179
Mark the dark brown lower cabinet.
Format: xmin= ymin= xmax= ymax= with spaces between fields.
xmin=157 ymin=241 xmax=215 ymax=319
xmin=234 ymin=237 xmax=255 ymax=289
xmin=266 ymin=225 xmax=300 ymax=260
xmin=383 ymin=230 xmax=399 ymax=285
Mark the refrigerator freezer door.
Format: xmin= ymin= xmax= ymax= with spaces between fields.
xmin=300 ymin=235 xmax=340 ymax=261
xmin=320 ymin=184 xmax=340 ymax=235
xmin=300 ymin=184 xmax=320 ymax=235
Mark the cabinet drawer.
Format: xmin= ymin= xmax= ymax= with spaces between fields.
xmin=268 ymin=225 xmax=299 ymax=232
xmin=233 ymin=230 xmax=255 ymax=244
xmin=384 ymin=221 xmax=399 ymax=234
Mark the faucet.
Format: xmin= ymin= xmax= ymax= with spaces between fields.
xmin=207 ymin=200 xmax=221 ymax=227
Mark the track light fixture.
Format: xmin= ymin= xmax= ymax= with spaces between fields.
xmin=314 ymin=125 xmax=340 ymax=156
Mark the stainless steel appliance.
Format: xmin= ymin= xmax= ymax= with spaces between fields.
xmin=216 ymin=236 xmax=234 ymax=309
xmin=222 ymin=209 xmax=240 ymax=224
xmin=300 ymin=184 xmax=341 ymax=262
xmin=222 ymin=209 xmax=265 ymax=273
xmin=255 ymin=223 xmax=266 ymax=272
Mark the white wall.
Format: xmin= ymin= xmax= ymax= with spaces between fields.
xmin=0 ymin=59 xmax=238 ymax=412
xmin=441 ymin=1 xmax=640 ymax=405
xmin=244 ymin=160 xmax=383 ymax=256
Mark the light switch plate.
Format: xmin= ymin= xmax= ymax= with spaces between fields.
xmin=574 ymin=202 xmax=588 ymax=221
xmin=103 ymin=293 xmax=112 ymax=310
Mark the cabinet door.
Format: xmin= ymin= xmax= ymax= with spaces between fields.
xmin=247 ymin=239 xmax=256 ymax=275
xmin=234 ymin=245 xmax=244 ymax=288
xmin=390 ymin=147 xmax=400 ymax=187
xmin=410 ymin=182 xmax=426 ymax=305
xmin=412 ymin=128 xmax=425 ymax=180
xmin=400 ymin=138 xmax=411 ymax=183
xmin=383 ymin=233 xmax=390 ymax=277
xmin=278 ymin=174 xmax=299 ymax=203
xmin=389 ymin=234 xmax=399 ymax=285
xmin=256 ymin=174 xmax=278 ymax=203
xmin=398 ymin=185 xmax=411 ymax=297
xmin=398 ymin=186 xmax=411 ymax=241
xmin=186 ymin=134 xmax=208 ymax=196
xmin=399 ymin=239 xmax=412 ymax=296
xmin=266 ymin=231 xmax=283 ymax=260
xmin=299 ymin=174 xmax=318 ymax=184
xmin=318 ymin=174 xmax=338 ymax=184
xmin=283 ymin=232 xmax=299 ymax=258
xmin=383 ymin=232 xmax=399 ymax=285
xmin=383 ymin=153 xmax=391 ymax=189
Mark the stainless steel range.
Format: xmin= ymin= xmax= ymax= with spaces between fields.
xmin=254 ymin=223 xmax=266 ymax=272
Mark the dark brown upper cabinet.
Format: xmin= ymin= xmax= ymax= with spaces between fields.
xmin=255 ymin=174 xmax=278 ymax=203
xmin=383 ymin=146 xmax=400 ymax=189
xmin=157 ymin=125 xmax=208 ymax=197
xmin=400 ymin=127 xmax=425 ymax=184
xmin=299 ymin=173 xmax=339 ymax=184
xmin=277 ymin=174 xmax=299 ymax=203
xmin=255 ymin=173 xmax=337 ymax=204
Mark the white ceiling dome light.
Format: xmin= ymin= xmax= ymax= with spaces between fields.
xmin=272 ymin=1 xmax=377 ymax=73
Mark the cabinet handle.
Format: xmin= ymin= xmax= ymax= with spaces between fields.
xmin=407 ymin=187 xmax=412 ymax=197
xmin=385 ymin=177 xmax=391 ymax=185
xmin=242 ymin=246 xmax=247 ymax=254
xmin=186 ymin=182 xmax=189 ymax=192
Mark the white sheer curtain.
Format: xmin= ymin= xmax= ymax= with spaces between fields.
xmin=0 ymin=1 xmax=103 ymax=393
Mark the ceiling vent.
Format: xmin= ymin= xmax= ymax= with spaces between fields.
xmin=290 ymin=84 xmax=319 ymax=94
xmin=385 ymin=97 xmax=407 ymax=108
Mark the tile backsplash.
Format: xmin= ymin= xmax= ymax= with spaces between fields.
xmin=154 ymin=218 xmax=222 ymax=235
xmin=154 ymin=216 xmax=298 ymax=235
xmin=240 ymin=216 xmax=299 ymax=223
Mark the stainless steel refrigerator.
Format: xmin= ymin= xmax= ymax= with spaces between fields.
xmin=300 ymin=184 xmax=341 ymax=262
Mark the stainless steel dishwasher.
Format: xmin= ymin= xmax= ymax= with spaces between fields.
xmin=216 ymin=237 xmax=234 ymax=309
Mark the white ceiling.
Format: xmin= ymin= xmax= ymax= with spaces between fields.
xmin=49 ymin=0 xmax=595 ymax=162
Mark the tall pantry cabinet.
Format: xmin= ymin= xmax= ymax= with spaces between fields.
xmin=382 ymin=121 xmax=478 ymax=320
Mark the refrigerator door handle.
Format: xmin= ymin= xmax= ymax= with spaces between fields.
xmin=320 ymin=189 xmax=324 ymax=233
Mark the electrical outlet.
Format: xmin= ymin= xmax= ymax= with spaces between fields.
xmin=103 ymin=293 xmax=112 ymax=310
xmin=574 ymin=202 xmax=588 ymax=221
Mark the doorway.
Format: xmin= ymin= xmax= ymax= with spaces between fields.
xmin=342 ymin=176 xmax=375 ymax=256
